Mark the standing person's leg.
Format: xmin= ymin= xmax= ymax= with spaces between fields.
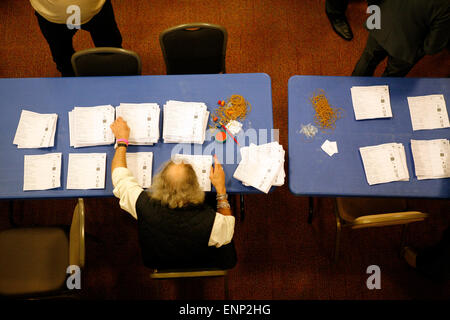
xmin=326 ymin=0 xmax=349 ymax=16
xmin=325 ymin=0 xmax=353 ymax=41
xmin=351 ymin=34 xmax=388 ymax=76
xmin=82 ymin=0 xmax=122 ymax=48
xmin=381 ymin=56 xmax=419 ymax=77
xmin=34 ymin=12 xmax=77 ymax=76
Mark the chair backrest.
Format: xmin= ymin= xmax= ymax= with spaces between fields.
xmin=159 ymin=23 xmax=227 ymax=74
xmin=69 ymin=198 xmax=85 ymax=269
xmin=150 ymin=268 xmax=227 ymax=279
xmin=71 ymin=47 xmax=142 ymax=76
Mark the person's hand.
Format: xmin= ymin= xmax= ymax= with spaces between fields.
xmin=110 ymin=117 xmax=130 ymax=140
xmin=210 ymin=154 xmax=226 ymax=194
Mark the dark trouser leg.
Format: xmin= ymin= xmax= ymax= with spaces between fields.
xmin=82 ymin=0 xmax=122 ymax=48
xmin=35 ymin=12 xmax=77 ymax=76
xmin=326 ymin=0 xmax=349 ymax=17
xmin=416 ymin=226 xmax=450 ymax=281
xmin=381 ymin=56 xmax=417 ymax=77
xmin=352 ymin=34 xmax=388 ymax=76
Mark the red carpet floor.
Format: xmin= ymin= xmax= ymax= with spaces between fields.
xmin=0 ymin=0 xmax=449 ymax=300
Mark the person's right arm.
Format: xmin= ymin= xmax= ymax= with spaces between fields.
xmin=110 ymin=117 xmax=142 ymax=219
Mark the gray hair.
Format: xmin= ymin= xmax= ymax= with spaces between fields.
xmin=148 ymin=160 xmax=205 ymax=208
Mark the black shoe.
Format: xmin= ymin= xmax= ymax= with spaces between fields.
xmin=326 ymin=12 xmax=353 ymax=41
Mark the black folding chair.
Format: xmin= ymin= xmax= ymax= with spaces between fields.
xmin=159 ymin=23 xmax=227 ymax=75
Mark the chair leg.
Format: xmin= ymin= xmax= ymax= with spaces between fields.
xmin=399 ymin=224 xmax=409 ymax=257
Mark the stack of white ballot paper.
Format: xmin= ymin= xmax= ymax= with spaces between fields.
xmin=407 ymin=94 xmax=450 ymax=131
xmin=233 ymin=142 xmax=285 ymax=193
xmin=163 ymin=100 xmax=209 ymax=144
xmin=14 ymin=110 xmax=58 ymax=148
xmin=69 ymin=105 xmax=115 ymax=148
xmin=411 ymin=139 xmax=450 ymax=180
xmin=66 ymin=153 xmax=106 ymax=189
xmin=350 ymin=85 xmax=392 ymax=120
xmin=172 ymin=154 xmax=213 ymax=191
xmin=23 ymin=153 xmax=62 ymax=191
xmin=359 ymin=143 xmax=409 ymax=185
xmin=126 ymin=152 xmax=153 ymax=188
xmin=116 ymin=103 xmax=160 ymax=145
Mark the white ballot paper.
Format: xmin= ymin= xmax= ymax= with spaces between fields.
xmin=359 ymin=143 xmax=409 ymax=185
xmin=23 ymin=153 xmax=62 ymax=191
xmin=407 ymin=94 xmax=450 ymax=131
xmin=411 ymin=139 xmax=450 ymax=180
xmin=67 ymin=153 xmax=106 ymax=189
xmin=14 ymin=110 xmax=58 ymax=148
xmin=172 ymin=154 xmax=213 ymax=191
xmin=69 ymin=105 xmax=115 ymax=148
xmin=116 ymin=103 xmax=160 ymax=145
xmin=126 ymin=152 xmax=153 ymax=188
xmin=163 ymin=100 xmax=210 ymax=144
xmin=351 ymin=85 xmax=392 ymax=120
xmin=321 ymin=140 xmax=338 ymax=157
xmin=233 ymin=142 xmax=286 ymax=193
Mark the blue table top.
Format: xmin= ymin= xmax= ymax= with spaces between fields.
xmin=0 ymin=73 xmax=274 ymax=199
xmin=288 ymin=75 xmax=450 ymax=199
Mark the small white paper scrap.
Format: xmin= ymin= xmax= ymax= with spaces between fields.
xmin=226 ymin=120 xmax=243 ymax=135
xmin=321 ymin=140 xmax=338 ymax=157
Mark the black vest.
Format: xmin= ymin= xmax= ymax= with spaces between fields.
xmin=135 ymin=191 xmax=237 ymax=269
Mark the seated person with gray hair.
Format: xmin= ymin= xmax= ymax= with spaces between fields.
xmin=110 ymin=117 xmax=237 ymax=269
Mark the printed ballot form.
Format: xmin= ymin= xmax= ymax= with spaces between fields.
xmin=116 ymin=103 xmax=160 ymax=145
xmin=233 ymin=142 xmax=286 ymax=193
xmin=350 ymin=85 xmax=392 ymax=120
xmin=69 ymin=105 xmax=115 ymax=148
xmin=66 ymin=153 xmax=106 ymax=189
xmin=359 ymin=143 xmax=409 ymax=185
xmin=172 ymin=154 xmax=213 ymax=192
xmin=407 ymin=94 xmax=450 ymax=131
xmin=126 ymin=152 xmax=153 ymax=188
xmin=163 ymin=100 xmax=210 ymax=144
xmin=23 ymin=153 xmax=62 ymax=191
xmin=411 ymin=139 xmax=450 ymax=180
xmin=14 ymin=110 xmax=58 ymax=148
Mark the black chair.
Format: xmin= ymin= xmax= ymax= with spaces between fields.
xmin=71 ymin=47 xmax=142 ymax=76
xmin=0 ymin=198 xmax=85 ymax=298
xmin=159 ymin=23 xmax=227 ymax=75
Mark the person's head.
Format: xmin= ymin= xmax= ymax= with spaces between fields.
xmin=149 ymin=160 xmax=205 ymax=208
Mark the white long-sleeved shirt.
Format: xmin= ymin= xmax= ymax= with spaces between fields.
xmin=30 ymin=0 xmax=106 ymax=24
xmin=112 ymin=167 xmax=235 ymax=248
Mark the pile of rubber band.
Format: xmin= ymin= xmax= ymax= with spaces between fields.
xmin=210 ymin=94 xmax=252 ymax=128
xmin=309 ymin=89 xmax=343 ymax=131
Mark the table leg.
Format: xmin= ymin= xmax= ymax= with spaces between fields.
xmin=8 ymin=200 xmax=16 ymax=227
xmin=240 ymin=194 xmax=245 ymax=222
xmin=307 ymin=197 xmax=314 ymax=224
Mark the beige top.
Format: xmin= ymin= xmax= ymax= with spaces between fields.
xmin=30 ymin=0 xmax=106 ymax=24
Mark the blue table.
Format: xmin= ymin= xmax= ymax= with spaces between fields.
xmin=0 ymin=73 xmax=274 ymax=200
xmin=288 ymin=76 xmax=450 ymax=206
